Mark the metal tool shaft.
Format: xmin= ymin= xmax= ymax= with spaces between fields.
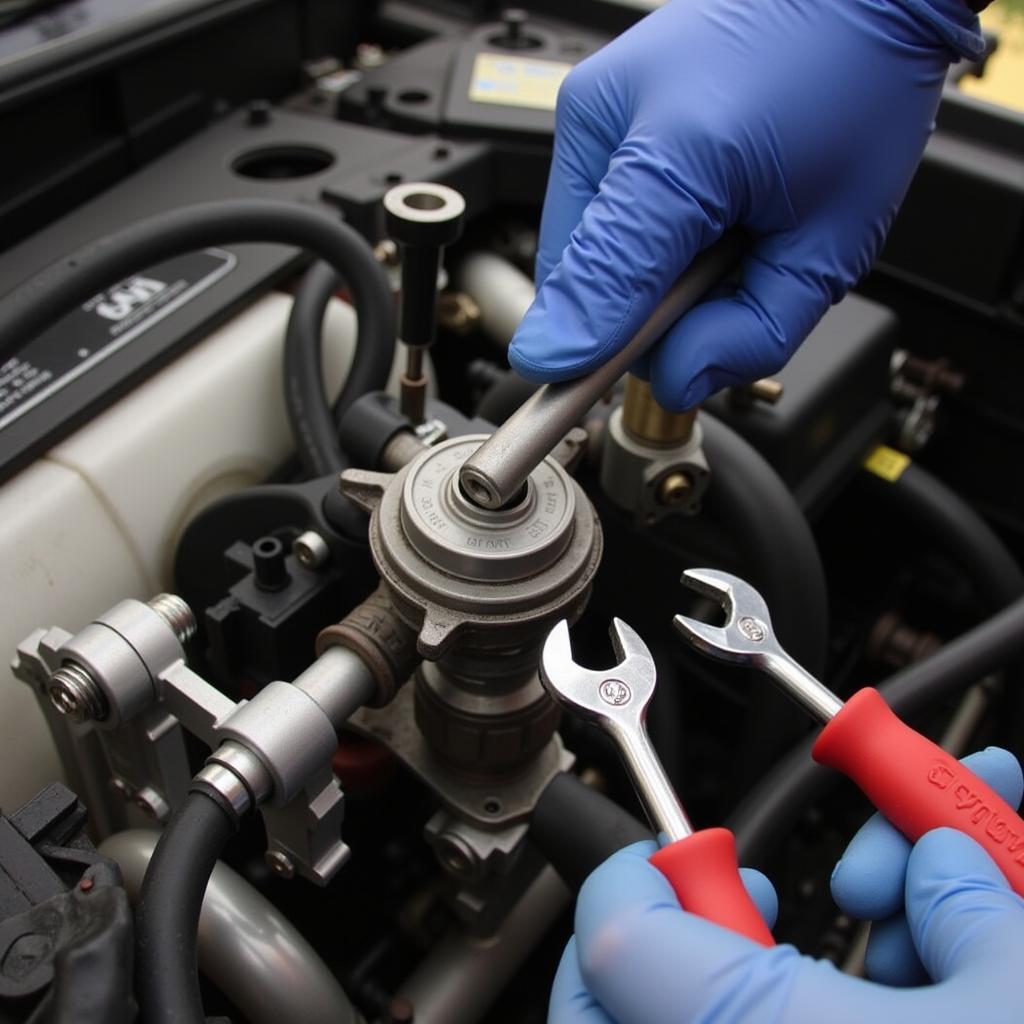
xmin=607 ymin=718 xmax=694 ymax=844
xmin=762 ymin=651 xmax=844 ymax=723
xmin=459 ymin=232 xmax=743 ymax=509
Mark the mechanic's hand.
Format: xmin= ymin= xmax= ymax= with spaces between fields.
xmin=831 ymin=745 xmax=1024 ymax=986
xmin=552 ymin=821 xmax=1024 ymax=1020
xmin=509 ymin=0 xmax=982 ymax=410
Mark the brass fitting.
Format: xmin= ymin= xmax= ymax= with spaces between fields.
xmin=621 ymin=375 xmax=696 ymax=446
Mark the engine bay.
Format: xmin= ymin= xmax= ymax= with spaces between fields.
xmin=1 ymin=3 xmax=1023 ymax=1022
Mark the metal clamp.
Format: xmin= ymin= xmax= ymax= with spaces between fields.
xmin=13 ymin=595 xmax=371 ymax=886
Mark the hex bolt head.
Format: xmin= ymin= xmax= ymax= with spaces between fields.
xmin=266 ymin=850 xmax=296 ymax=880
xmin=109 ymin=777 xmax=131 ymax=798
xmin=292 ymin=530 xmax=330 ymax=571
xmin=133 ymin=787 xmax=170 ymax=822
xmin=48 ymin=663 xmax=108 ymax=723
xmin=435 ymin=832 xmax=478 ymax=879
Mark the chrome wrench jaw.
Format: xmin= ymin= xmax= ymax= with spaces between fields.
xmin=672 ymin=568 xmax=784 ymax=665
xmin=539 ymin=618 xmax=657 ymax=729
xmin=673 ymin=567 xmax=844 ymax=723
xmin=539 ymin=617 xmax=694 ymax=842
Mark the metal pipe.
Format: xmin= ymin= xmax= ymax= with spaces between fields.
xmin=391 ymin=865 xmax=571 ymax=1024
xmin=293 ymin=645 xmax=377 ymax=728
xmin=459 ymin=232 xmax=742 ymax=510
xmin=100 ymin=829 xmax=360 ymax=1024
xmin=458 ymin=251 xmax=536 ymax=348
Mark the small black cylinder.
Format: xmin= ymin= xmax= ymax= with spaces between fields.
xmin=252 ymin=535 xmax=289 ymax=590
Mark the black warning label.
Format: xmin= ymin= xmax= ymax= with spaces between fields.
xmin=0 ymin=248 xmax=236 ymax=433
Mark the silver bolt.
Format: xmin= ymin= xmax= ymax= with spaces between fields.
xmin=109 ymin=776 xmax=131 ymax=798
xmin=147 ymin=593 xmax=197 ymax=645
xmin=435 ymin=833 xmax=478 ymax=879
xmin=292 ymin=531 xmax=330 ymax=570
xmin=48 ymin=663 xmax=108 ymax=723
xmin=266 ymin=850 xmax=296 ymax=880
xmin=354 ymin=42 xmax=386 ymax=70
xmin=133 ymin=786 xmax=170 ymax=822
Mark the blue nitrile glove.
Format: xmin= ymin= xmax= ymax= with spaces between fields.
xmin=552 ymin=821 xmax=1024 ymax=1022
xmin=830 ymin=746 xmax=1024 ymax=987
xmin=509 ymin=0 xmax=982 ymax=410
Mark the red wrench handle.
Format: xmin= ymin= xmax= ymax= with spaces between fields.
xmin=649 ymin=827 xmax=775 ymax=946
xmin=813 ymin=687 xmax=1024 ymax=896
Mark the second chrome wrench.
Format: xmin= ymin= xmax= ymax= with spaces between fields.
xmin=674 ymin=567 xmax=1024 ymax=897
xmin=540 ymin=617 xmax=774 ymax=945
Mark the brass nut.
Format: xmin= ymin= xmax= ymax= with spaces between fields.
xmin=437 ymin=291 xmax=481 ymax=334
xmin=749 ymin=378 xmax=784 ymax=404
xmin=656 ymin=472 xmax=692 ymax=506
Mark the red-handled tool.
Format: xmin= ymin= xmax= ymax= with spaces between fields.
xmin=674 ymin=567 xmax=1024 ymax=897
xmin=539 ymin=618 xmax=775 ymax=946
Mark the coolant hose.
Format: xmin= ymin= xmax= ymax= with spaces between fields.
xmin=729 ymin=592 xmax=1024 ymax=868
xmin=285 ymin=260 xmax=396 ymax=477
xmin=0 ymin=199 xmax=396 ymax=476
xmin=135 ymin=790 xmax=236 ymax=1024
xmin=861 ymin=459 xmax=1024 ymax=611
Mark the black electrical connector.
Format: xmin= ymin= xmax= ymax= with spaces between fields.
xmin=0 ymin=784 xmax=134 ymax=1024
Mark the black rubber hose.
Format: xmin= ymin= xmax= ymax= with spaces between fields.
xmin=135 ymin=789 xmax=236 ymax=1024
xmin=729 ymin=592 xmax=1024 ymax=868
xmin=699 ymin=412 xmax=829 ymax=787
xmin=861 ymin=459 xmax=1024 ymax=610
xmin=0 ymin=199 xmax=396 ymax=475
xmin=861 ymin=457 xmax=1024 ymax=755
xmin=700 ymin=413 xmax=828 ymax=672
xmin=476 ymin=370 xmax=538 ymax=425
xmin=530 ymin=773 xmax=650 ymax=891
xmin=284 ymin=260 xmax=396 ymax=477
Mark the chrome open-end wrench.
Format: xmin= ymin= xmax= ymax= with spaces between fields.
xmin=674 ymin=567 xmax=1024 ymax=897
xmin=540 ymin=618 xmax=774 ymax=945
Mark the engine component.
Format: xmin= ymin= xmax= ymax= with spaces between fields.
xmin=103 ymin=829 xmax=358 ymax=1024
xmin=0 ymin=784 xmax=134 ymax=1024
xmin=703 ymin=293 xmax=897 ymax=514
xmin=458 ymin=250 xmax=536 ymax=348
xmin=12 ymin=591 xmax=381 ymax=885
xmin=600 ymin=375 xmax=710 ymax=524
xmin=384 ymin=181 xmax=466 ymax=424
xmin=335 ymin=11 xmax=604 ymax=143
xmin=459 ymin=233 xmax=741 ymax=511
xmin=342 ymin=434 xmax=599 ymax=661
xmin=390 ymin=864 xmax=570 ymax=1024
xmin=338 ymin=432 xmax=598 ymax=895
